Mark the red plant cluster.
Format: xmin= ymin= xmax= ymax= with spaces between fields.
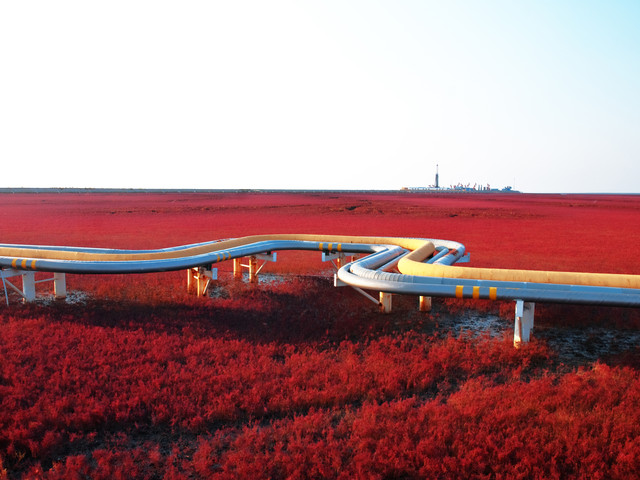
xmin=1 ymin=191 xmax=640 ymax=478
xmin=195 ymin=363 xmax=640 ymax=479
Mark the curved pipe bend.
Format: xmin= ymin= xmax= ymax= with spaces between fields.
xmin=1 ymin=234 xmax=640 ymax=306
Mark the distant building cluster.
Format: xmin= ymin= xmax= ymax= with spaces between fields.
xmin=401 ymin=165 xmax=517 ymax=193
xmin=401 ymin=184 xmax=515 ymax=193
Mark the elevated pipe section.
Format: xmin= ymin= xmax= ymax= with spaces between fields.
xmin=2 ymin=234 xmax=640 ymax=306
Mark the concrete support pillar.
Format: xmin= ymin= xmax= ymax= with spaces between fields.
xmin=514 ymin=300 xmax=535 ymax=346
xmin=233 ymin=258 xmax=243 ymax=280
xmin=53 ymin=272 xmax=66 ymax=299
xmin=379 ymin=292 xmax=392 ymax=313
xmin=187 ymin=268 xmax=195 ymax=295
xmin=419 ymin=295 xmax=432 ymax=312
xmin=22 ymin=271 xmax=36 ymax=302
xmin=248 ymin=256 xmax=258 ymax=284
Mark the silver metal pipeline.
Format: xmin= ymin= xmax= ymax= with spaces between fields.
xmin=0 ymin=240 xmax=377 ymax=274
xmin=337 ymin=242 xmax=640 ymax=307
xmin=1 ymin=236 xmax=640 ymax=307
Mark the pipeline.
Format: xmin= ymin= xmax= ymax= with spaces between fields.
xmin=1 ymin=235 xmax=640 ymax=306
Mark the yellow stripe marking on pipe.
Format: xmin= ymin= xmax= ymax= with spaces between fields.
xmin=489 ymin=287 xmax=497 ymax=300
xmin=318 ymin=242 xmax=323 ymax=251
xmin=328 ymin=242 xmax=333 ymax=252
xmin=21 ymin=259 xmax=27 ymax=269
xmin=31 ymin=260 xmax=37 ymax=270
xmin=455 ymin=285 xmax=464 ymax=298
xmin=337 ymin=243 xmax=342 ymax=252
xmin=472 ymin=286 xmax=480 ymax=299
xmin=11 ymin=259 xmax=17 ymax=268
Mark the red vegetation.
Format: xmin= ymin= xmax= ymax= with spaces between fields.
xmin=1 ymin=191 xmax=640 ymax=478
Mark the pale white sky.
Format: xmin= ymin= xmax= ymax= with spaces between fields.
xmin=1 ymin=1 xmax=639 ymax=192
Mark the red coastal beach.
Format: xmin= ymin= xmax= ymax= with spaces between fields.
xmin=1 ymin=191 xmax=640 ymax=478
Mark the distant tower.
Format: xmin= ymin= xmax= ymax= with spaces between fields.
xmin=435 ymin=164 xmax=439 ymax=189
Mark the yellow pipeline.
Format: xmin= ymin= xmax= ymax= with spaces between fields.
xmin=397 ymin=244 xmax=640 ymax=289
xmin=0 ymin=235 xmax=433 ymax=262
xmin=2 ymin=234 xmax=640 ymax=290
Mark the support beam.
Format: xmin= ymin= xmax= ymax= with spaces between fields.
xmin=514 ymin=300 xmax=535 ymax=346
xmin=336 ymin=273 xmax=394 ymax=313
xmin=248 ymin=256 xmax=258 ymax=284
xmin=22 ymin=271 xmax=36 ymax=302
xmin=235 ymin=252 xmax=276 ymax=283
xmin=419 ymin=295 xmax=432 ymax=312
xmin=187 ymin=268 xmax=196 ymax=295
xmin=1 ymin=269 xmax=67 ymax=303
xmin=233 ymin=258 xmax=243 ymax=280
xmin=1 ymin=275 xmax=8 ymax=306
xmin=379 ymin=292 xmax=392 ymax=313
xmin=187 ymin=266 xmax=217 ymax=297
xmin=54 ymin=272 xmax=67 ymax=299
xmin=322 ymin=251 xmax=356 ymax=271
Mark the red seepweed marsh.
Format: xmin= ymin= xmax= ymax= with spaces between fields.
xmin=1 ymin=191 xmax=640 ymax=479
